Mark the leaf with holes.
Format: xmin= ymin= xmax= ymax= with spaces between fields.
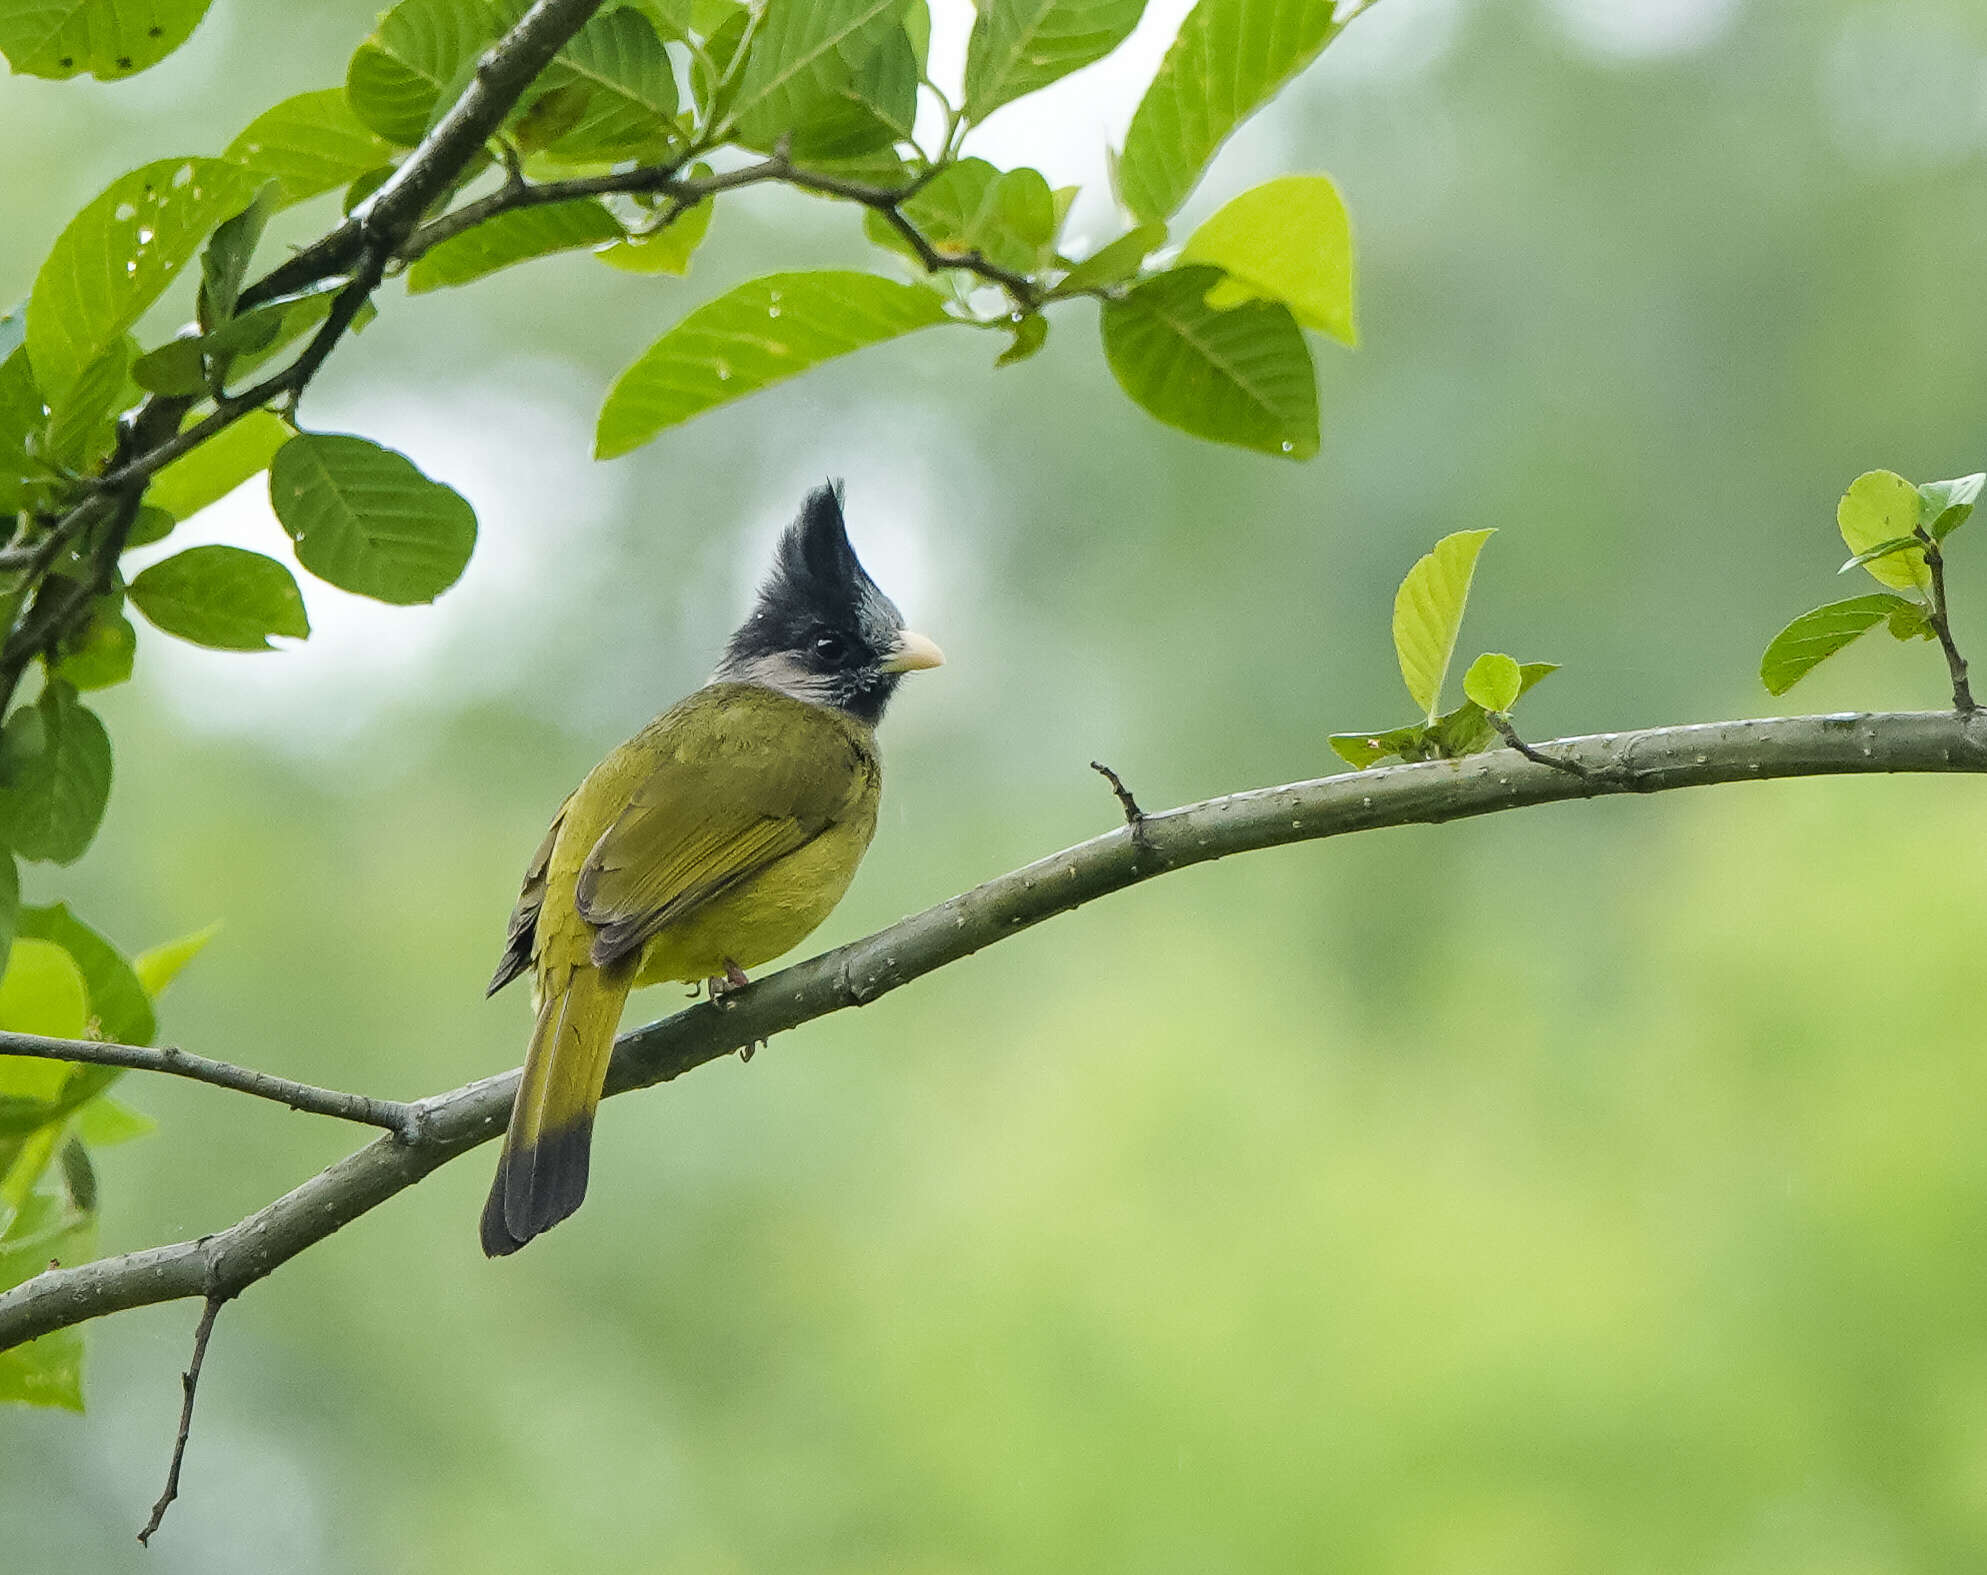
xmin=0 ymin=685 xmax=111 ymax=867
xmin=1100 ymin=266 xmax=1317 ymax=459
xmin=1392 ymin=530 xmax=1494 ymax=720
xmin=1119 ymin=0 xmax=1356 ymax=222
xmin=597 ymin=272 xmax=953 ymax=457
xmin=407 ymin=200 xmax=625 ymax=293
xmin=0 ymin=0 xmax=214 ymax=80
xmin=27 ymin=157 xmax=263 ymax=402
xmin=130 ymin=546 xmax=311 ymax=652
xmin=1180 ymin=174 xmax=1355 ymax=344
xmin=964 ymin=0 xmax=1146 ymax=120
xmin=224 ymin=90 xmax=396 ymax=208
xmin=271 ymin=433 xmax=477 ymax=604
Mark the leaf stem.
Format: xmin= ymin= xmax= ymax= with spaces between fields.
xmin=1917 ymin=528 xmax=1974 ymax=713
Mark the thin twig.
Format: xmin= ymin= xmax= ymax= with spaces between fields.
xmin=136 ymin=1294 xmax=226 ymax=1545
xmin=1089 ymin=760 xmax=1147 ymax=824
xmin=1917 ymin=529 xmax=1975 ymax=713
xmin=1487 ymin=714 xmax=1596 ymax=779
xmin=0 ymin=1031 xmax=418 ymax=1137
xmin=9 ymin=711 xmax=1987 ymax=1356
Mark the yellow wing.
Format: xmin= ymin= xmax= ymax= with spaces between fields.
xmin=574 ymin=685 xmax=877 ymax=967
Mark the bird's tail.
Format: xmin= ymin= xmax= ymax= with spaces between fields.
xmin=481 ymin=959 xmax=633 ymax=1257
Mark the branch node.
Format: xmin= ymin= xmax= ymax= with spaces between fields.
xmin=1487 ymin=716 xmax=1598 ymax=782
xmin=1090 ymin=761 xmax=1154 ymax=850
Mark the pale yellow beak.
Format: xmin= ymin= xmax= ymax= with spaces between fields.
xmin=882 ymin=629 xmax=945 ymax=673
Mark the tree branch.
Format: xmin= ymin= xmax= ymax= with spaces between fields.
xmin=0 ymin=1031 xmax=417 ymax=1137
xmin=4 ymin=709 xmax=1985 ymax=1353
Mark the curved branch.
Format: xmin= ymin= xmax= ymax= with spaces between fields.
xmin=5 ymin=709 xmax=1985 ymax=1351
xmin=0 ymin=1032 xmax=416 ymax=1136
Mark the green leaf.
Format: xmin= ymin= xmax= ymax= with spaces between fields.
xmin=1919 ymin=473 xmax=1984 ymax=543
xmin=1392 ymin=529 xmax=1495 ymax=720
xmin=0 ymin=0 xmax=213 ymax=80
xmin=595 ymin=189 xmax=715 ymax=276
xmin=132 ymin=280 xmax=346 ymax=396
xmin=347 ymin=0 xmax=506 ymax=146
xmin=71 ymin=1093 xmax=154 ymax=1145
xmin=1118 ymin=0 xmax=1354 ymax=223
xmin=224 ymin=90 xmax=396 ymax=208
xmin=996 ymin=313 xmax=1049 ymax=367
xmin=1887 ymin=600 xmax=1935 ymax=641
xmin=1053 ymin=223 xmax=1165 ymax=296
xmin=871 ymin=159 xmax=1058 ymax=276
xmin=0 ymin=938 xmax=88 ymax=1046
xmin=52 ymin=608 xmax=137 ymax=692
xmin=26 ymin=157 xmax=264 ymax=403
xmin=0 ymin=684 xmax=112 ymax=867
xmin=129 ymin=546 xmax=311 ymax=652
xmin=1462 ymin=652 xmax=1522 ymax=713
xmin=1328 ymin=724 xmax=1430 ymax=770
xmin=725 ymin=0 xmax=910 ymax=157
xmin=132 ymin=922 xmax=216 ymax=998
xmin=690 ymin=2 xmax=751 ymax=124
xmin=197 ymin=182 xmax=278 ymax=330
xmin=125 ymin=506 xmax=174 ymax=550
xmin=0 ymin=854 xmax=18 ymax=978
xmin=538 ymin=6 xmax=680 ymax=160
xmin=145 ymin=409 xmax=292 ymax=522
xmin=1099 ymin=266 xmax=1318 ymax=460
xmin=44 ymin=338 xmax=134 ymax=468
xmin=964 ymin=0 xmax=1146 ymax=120
xmin=270 ymin=433 xmax=478 ymax=604
xmin=597 ymin=271 xmax=953 ymax=458
xmin=1179 ymin=174 xmax=1355 ymax=344
xmin=0 ymin=1192 xmax=92 ymax=1410
xmin=1759 ymin=593 xmax=1912 ymax=696
xmin=1837 ymin=470 xmax=1930 ymax=594
xmin=406 ymin=200 xmax=625 ymax=293
xmin=1838 ymin=536 xmax=1921 ymax=574
xmin=20 ymin=903 xmax=155 ymax=1045
xmin=0 ymin=340 xmax=44 ymax=512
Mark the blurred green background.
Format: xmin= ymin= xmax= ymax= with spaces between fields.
xmin=11 ymin=0 xmax=1987 ymax=1568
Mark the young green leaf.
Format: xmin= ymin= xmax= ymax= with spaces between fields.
xmin=1887 ymin=600 xmax=1934 ymax=641
xmin=1118 ymin=0 xmax=1356 ymax=222
xmin=0 ymin=939 xmax=89 ymax=1045
xmin=224 ymin=90 xmax=396 ymax=208
xmin=145 ymin=409 xmax=292 ymax=522
xmin=52 ymin=608 xmax=137 ymax=692
xmin=1759 ymin=593 xmax=1911 ymax=696
xmin=0 ymin=684 xmax=112 ymax=867
xmin=133 ymin=922 xmax=218 ymax=998
xmin=1919 ymin=473 xmax=1984 ymax=542
xmin=963 ymin=0 xmax=1147 ymax=121
xmin=1053 ymin=223 xmax=1166 ymax=296
xmin=595 ymin=190 xmax=716 ymax=276
xmin=996 ymin=313 xmax=1049 ymax=367
xmin=1837 ymin=470 xmax=1930 ymax=594
xmin=72 ymin=1094 xmax=156 ymax=1145
xmin=0 ymin=340 xmax=43 ymax=513
xmin=44 ymin=338 xmax=135 ymax=468
xmin=1392 ymin=530 xmax=1494 ymax=720
xmin=406 ymin=200 xmax=626 ymax=292
xmin=1179 ymin=174 xmax=1355 ymax=344
xmin=270 ymin=433 xmax=478 ymax=604
xmin=1838 ymin=536 xmax=1921 ymax=574
xmin=1462 ymin=652 xmax=1522 ymax=714
xmin=1100 ymin=266 xmax=1318 ymax=460
xmin=20 ymin=902 xmax=157 ymax=1045
xmin=724 ymin=0 xmax=910 ymax=157
xmin=346 ymin=0 xmax=507 ymax=146
xmin=0 ymin=1192 xmax=92 ymax=1409
xmin=0 ymin=0 xmax=215 ymax=80
xmin=868 ymin=159 xmax=1058 ymax=276
xmin=597 ymin=271 xmax=953 ymax=458
xmin=130 ymin=546 xmax=312 ymax=651
xmin=198 ymin=182 xmax=278 ymax=330
xmin=0 ymin=854 xmax=17 ymax=978
xmin=537 ymin=6 xmax=681 ymax=161
xmin=1328 ymin=724 xmax=1432 ymax=770
xmin=27 ymin=158 xmax=264 ymax=402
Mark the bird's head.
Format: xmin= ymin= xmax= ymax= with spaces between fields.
xmin=714 ymin=481 xmax=943 ymax=725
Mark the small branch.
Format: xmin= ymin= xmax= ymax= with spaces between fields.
xmin=1918 ymin=530 xmax=1975 ymax=713
xmin=136 ymin=1294 xmax=226 ymax=1546
xmin=1089 ymin=760 xmax=1154 ymax=853
xmin=1487 ymin=714 xmax=1597 ymax=779
xmin=8 ymin=711 xmax=1987 ymax=1355
xmin=0 ymin=1031 xmax=418 ymax=1137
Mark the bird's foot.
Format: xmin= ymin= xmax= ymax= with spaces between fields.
xmin=708 ymin=960 xmax=761 ymax=1060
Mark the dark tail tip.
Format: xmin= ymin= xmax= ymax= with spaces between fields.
xmin=479 ymin=1120 xmax=595 ymax=1258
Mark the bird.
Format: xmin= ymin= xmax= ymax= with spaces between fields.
xmin=479 ymin=481 xmax=943 ymax=1256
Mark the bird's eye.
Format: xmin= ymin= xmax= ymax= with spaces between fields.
xmin=811 ymin=632 xmax=846 ymax=665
